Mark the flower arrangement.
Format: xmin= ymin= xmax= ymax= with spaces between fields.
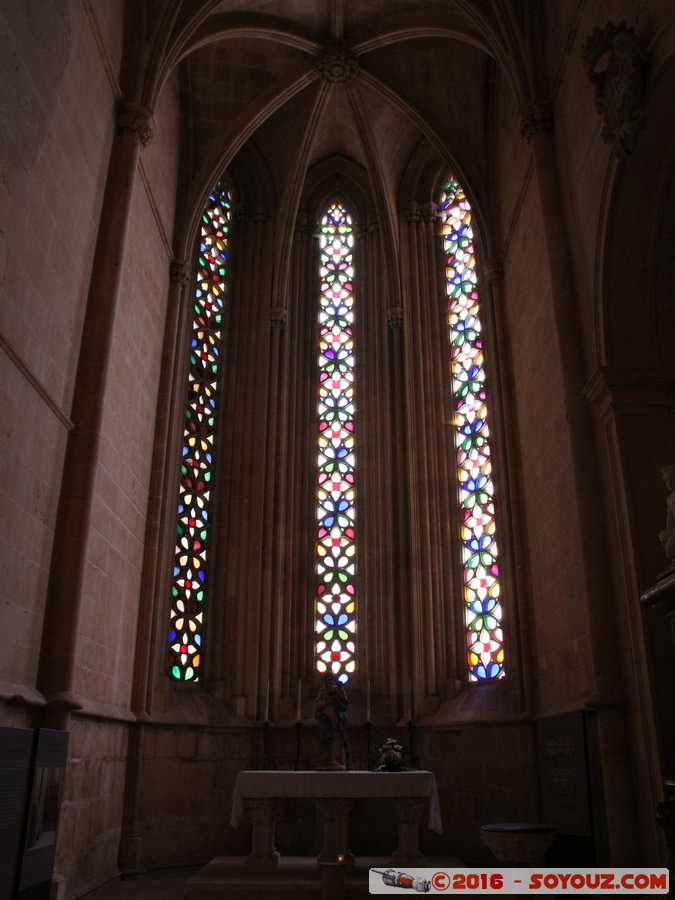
xmin=374 ymin=737 xmax=415 ymax=772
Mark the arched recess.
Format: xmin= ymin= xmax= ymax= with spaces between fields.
xmin=589 ymin=49 xmax=675 ymax=798
xmin=291 ymin=160 xmax=397 ymax=712
xmin=393 ymin=148 xmax=529 ymax=720
xmin=131 ymin=140 xmax=283 ymax=719
xmin=602 ymin=54 xmax=675 ymax=369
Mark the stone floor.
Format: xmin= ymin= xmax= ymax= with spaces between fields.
xmin=81 ymin=857 xmax=467 ymax=900
xmin=82 ymin=867 xmax=201 ymax=900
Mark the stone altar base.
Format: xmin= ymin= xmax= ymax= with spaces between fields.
xmin=186 ymin=855 xmax=465 ymax=900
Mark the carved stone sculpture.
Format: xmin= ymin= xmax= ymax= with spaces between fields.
xmin=582 ymin=21 xmax=645 ymax=159
xmin=317 ymin=47 xmax=358 ymax=84
xmin=315 ymin=673 xmax=348 ymax=769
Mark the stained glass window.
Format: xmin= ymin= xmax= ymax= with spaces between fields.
xmin=314 ymin=203 xmax=357 ymax=684
xmin=168 ymin=182 xmax=231 ymax=682
xmin=441 ymin=180 xmax=504 ymax=680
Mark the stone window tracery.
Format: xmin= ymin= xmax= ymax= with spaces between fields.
xmin=168 ymin=182 xmax=231 ymax=682
xmin=442 ymin=180 xmax=504 ymax=680
xmin=314 ymin=203 xmax=357 ymax=684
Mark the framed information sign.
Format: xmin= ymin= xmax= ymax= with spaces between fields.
xmin=0 ymin=727 xmax=34 ymax=900
xmin=17 ymin=729 xmax=69 ymax=898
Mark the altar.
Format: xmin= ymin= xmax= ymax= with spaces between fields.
xmin=230 ymin=770 xmax=442 ymax=868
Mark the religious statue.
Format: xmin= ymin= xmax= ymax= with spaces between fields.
xmin=315 ymin=673 xmax=348 ymax=770
xmin=659 ymin=466 xmax=675 ymax=561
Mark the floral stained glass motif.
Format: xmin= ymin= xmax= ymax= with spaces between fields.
xmin=314 ymin=203 xmax=356 ymax=684
xmin=168 ymin=183 xmax=231 ymax=681
xmin=441 ymin=180 xmax=504 ymax=680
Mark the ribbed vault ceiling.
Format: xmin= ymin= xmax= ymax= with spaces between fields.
xmin=174 ymin=0 xmax=504 ymax=214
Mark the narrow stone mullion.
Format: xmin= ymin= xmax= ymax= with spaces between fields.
xmin=387 ymin=298 xmax=408 ymax=711
xmin=403 ymin=208 xmax=427 ymax=718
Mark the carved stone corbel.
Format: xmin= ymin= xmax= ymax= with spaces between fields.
xmin=170 ymin=260 xmax=191 ymax=286
xmin=582 ymin=20 xmax=645 ymax=159
xmin=482 ymin=258 xmax=504 ymax=284
xmin=520 ymin=101 xmax=554 ymax=143
xmin=116 ymin=101 xmax=155 ymax=148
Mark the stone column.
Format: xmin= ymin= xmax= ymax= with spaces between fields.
xmin=245 ymin=798 xmax=280 ymax=869
xmin=37 ymin=100 xmax=155 ymax=730
xmin=317 ymin=798 xmax=355 ymax=866
xmin=223 ymin=207 xmax=272 ymax=718
xmin=391 ymin=796 xmax=427 ymax=866
xmin=272 ymin=215 xmax=314 ymax=712
xmin=522 ymin=101 xmax=635 ymax=862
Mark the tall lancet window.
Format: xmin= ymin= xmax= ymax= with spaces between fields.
xmin=442 ymin=180 xmax=504 ymax=680
xmin=314 ymin=203 xmax=357 ymax=684
xmin=168 ymin=183 xmax=231 ymax=681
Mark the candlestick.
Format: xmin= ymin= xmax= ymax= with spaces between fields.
xmin=264 ymin=677 xmax=270 ymax=722
xmin=366 ymin=679 xmax=371 ymax=723
xmin=293 ymin=720 xmax=301 ymax=771
xmin=297 ymin=678 xmax=302 ymax=723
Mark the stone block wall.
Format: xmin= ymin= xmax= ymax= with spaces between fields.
xmin=0 ymin=0 xmax=118 ymax=702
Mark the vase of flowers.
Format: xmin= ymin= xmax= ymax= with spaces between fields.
xmin=374 ymin=737 xmax=415 ymax=772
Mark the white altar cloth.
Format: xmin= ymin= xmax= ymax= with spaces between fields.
xmin=230 ymin=770 xmax=442 ymax=833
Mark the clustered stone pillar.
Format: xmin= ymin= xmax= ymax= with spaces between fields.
xmin=400 ymin=201 xmax=453 ymax=716
xmin=222 ymin=207 xmax=274 ymax=719
xmin=37 ymin=100 xmax=155 ymax=731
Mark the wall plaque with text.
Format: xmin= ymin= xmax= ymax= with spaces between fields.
xmin=536 ymin=713 xmax=592 ymax=836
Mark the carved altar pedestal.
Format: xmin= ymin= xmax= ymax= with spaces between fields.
xmin=230 ymin=770 xmax=442 ymax=868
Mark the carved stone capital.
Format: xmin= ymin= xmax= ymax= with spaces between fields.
xmin=294 ymin=214 xmax=315 ymax=238
xmin=393 ymin=796 xmax=426 ymax=822
xmin=354 ymin=220 xmax=379 ymax=241
xmin=170 ymin=260 xmax=191 ymax=286
xmin=405 ymin=202 xmax=422 ymax=224
xmin=317 ymin=46 xmax=359 ymax=84
xmin=520 ymin=101 xmax=554 ymax=142
xmin=582 ymin=20 xmax=645 ymax=158
xmin=234 ymin=207 xmax=251 ymax=227
xmin=482 ymin=258 xmax=504 ymax=283
xmin=270 ymin=307 xmax=287 ymax=330
xmin=388 ymin=307 xmax=404 ymax=330
xmin=247 ymin=798 xmax=277 ymax=823
xmin=117 ymin=101 xmax=155 ymax=148
xmin=421 ymin=202 xmax=441 ymax=224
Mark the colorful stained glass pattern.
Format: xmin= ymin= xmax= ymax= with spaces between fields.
xmin=168 ymin=183 xmax=231 ymax=681
xmin=314 ymin=204 xmax=356 ymax=684
xmin=441 ymin=180 xmax=504 ymax=680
